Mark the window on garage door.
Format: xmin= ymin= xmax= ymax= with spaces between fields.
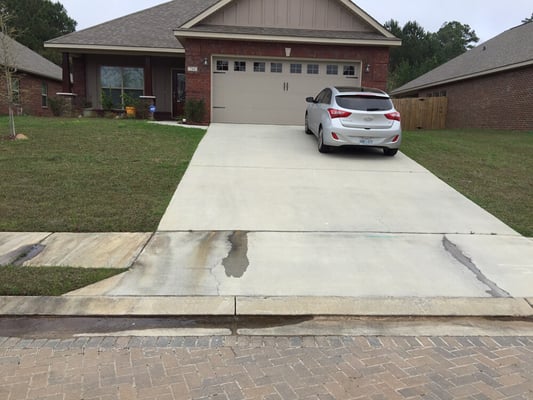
xmin=271 ymin=62 xmax=283 ymax=73
xmin=290 ymin=63 xmax=302 ymax=74
xmin=234 ymin=61 xmax=246 ymax=71
xmin=216 ymin=60 xmax=229 ymax=71
xmin=307 ymin=64 xmax=319 ymax=74
xmin=327 ymin=65 xmax=339 ymax=75
xmin=254 ymin=62 xmax=266 ymax=72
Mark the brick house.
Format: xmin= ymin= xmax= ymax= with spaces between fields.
xmin=0 ymin=33 xmax=62 ymax=116
xmin=45 ymin=0 xmax=400 ymax=124
xmin=392 ymin=22 xmax=533 ymax=131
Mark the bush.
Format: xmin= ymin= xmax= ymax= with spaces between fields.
xmin=48 ymin=97 xmax=66 ymax=116
xmin=184 ymin=98 xmax=206 ymax=123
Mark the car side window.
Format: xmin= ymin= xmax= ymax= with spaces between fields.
xmin=322 ymin=90 xmax=332 ymax=104
xmin=315 ymin=90 xmax=326 ymax=103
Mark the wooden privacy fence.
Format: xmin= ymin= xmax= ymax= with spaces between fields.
xmin=392 ymin=97 xmax=448 ymax=130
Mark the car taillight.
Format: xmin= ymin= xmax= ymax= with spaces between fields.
xmin=328 ymin=108 xmax=351 ymax=119
xmin=385 ymin=112 xmax=401 ymax=121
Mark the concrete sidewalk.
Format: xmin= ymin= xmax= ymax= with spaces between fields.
xmin=1 ymin=124 xmax=533 ymax=318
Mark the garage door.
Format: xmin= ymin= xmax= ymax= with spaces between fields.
xmin=212 ymin=57 xmax=362 ymax=125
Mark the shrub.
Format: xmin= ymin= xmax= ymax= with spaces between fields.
xmin=48 ymin=97 xmax=66 ymax=116
xmin=184 ymin=98 xmax=206 ymax=123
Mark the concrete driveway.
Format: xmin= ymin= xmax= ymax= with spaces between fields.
xmin=76 ymin=124 xmax=533 ymax=301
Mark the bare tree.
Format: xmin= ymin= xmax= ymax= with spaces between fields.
xmin=0 ymin=8 xmax=17 ymax=139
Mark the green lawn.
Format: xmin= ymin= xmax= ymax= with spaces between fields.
xmin=0 ymin=117 xmax=205 ymax=232
xmin=0 ymin=266 xmax=126 ymax=296
xmin=401 ymin=129 xmax=533 ymax=237
xmin=1 ymin=121 xmax=531 ymax=296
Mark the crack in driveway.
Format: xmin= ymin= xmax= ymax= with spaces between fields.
xmin=442 ymin=236 xmax=511 ymax=298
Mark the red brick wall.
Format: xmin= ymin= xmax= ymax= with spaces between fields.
xmin=0 ymin=73 xmax=62 ymax=117
xmin=182 ymin=38 xmax=391 ymax=123
xmin=420 ymin=66 xmax=533 ymax=131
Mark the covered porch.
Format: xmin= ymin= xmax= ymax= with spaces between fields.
xmin=60 ymin=52 xmax=186 ymax=120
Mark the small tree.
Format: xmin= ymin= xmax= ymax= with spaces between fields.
xmin=0 ymin=8 xmax=17 ymax=138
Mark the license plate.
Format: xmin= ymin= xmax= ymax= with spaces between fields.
xmin=359 ymin=139 xmax=374 ymax=145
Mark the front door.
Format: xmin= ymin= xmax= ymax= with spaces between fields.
xmin=172 ymin=69 xmax=186 ymax=118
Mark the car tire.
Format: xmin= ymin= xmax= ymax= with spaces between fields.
xmin=383 ymin=148 xmax=398 ymax=157
xmin=318 ymin=127 xmax=331 ymax=153
xmin=305 ymin=114 xmax=313 ymax=135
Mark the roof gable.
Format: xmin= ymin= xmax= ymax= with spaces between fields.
xmin=182 ymin=0 xmax=395 ymax=38
xmin=393 ymin=22 xmax=533 ymax=95
xmin=0 ymin=32 xmax=61 ymax=81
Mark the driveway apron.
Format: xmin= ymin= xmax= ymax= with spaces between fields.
xmin=83 ymin=124 xmax=533 ymax=298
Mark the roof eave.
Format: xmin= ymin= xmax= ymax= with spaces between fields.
xmin=392 ymin=59 xmax=533 ymax=96
xmin=174 ymin=30 xmax=401 ymax=47
xmin=44 ymin=42 xmax=185 ymax=55
xmin=19 ymin=69 xmax=62 ymax=82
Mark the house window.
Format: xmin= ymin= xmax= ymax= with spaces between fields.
xmin=234 ymin=61 xmax=246 ymax=72
xmin=41 ymin=82 xmax=48 ymax=108
xmin=290 ymin=64 xmax=302 ymax=74
xmin=100 ymin=66 xmax=144 ymax=108
xmin=307 ymin=64 xmax=319 ymax=74
xmin=271 ymin=62 xmax=283 ymax=73
xmin=254 ymin=62 xmax=265 ymax=72
xmin=216 ymin=60 xmax=229 ymax=71
xmin=326 ymin=65 xmax=338 ymax=75
xmin=343 ymin=65 xmax=356 ymax=76
xmin=11 ymin=78 xmax=20 ymax=105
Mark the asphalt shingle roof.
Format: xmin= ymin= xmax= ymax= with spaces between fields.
xmin=46 ymin=0 xmax=219 ymax=50
xmin=0 ymin=32 xmax=61 ymax=81
xmin=392 ymin=22 xmax=533 ymax=95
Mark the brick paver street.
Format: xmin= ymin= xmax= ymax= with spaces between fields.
xmin=1 ymin=334 xmax=532 ymax=400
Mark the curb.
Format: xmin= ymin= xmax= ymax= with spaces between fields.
xmin=0 ymin=296 xmax=531 ymax=317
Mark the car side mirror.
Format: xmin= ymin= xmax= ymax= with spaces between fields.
xmin=306 ymin=97 xmax=315 ymax=103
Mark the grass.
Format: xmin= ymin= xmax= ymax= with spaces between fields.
xmin=0 ymin=117 xmax=205 ymax=232
xmin=0 ymin=266 xmax=126 ymax=296
xmin=401 ymin=129 xmax=533 ymax=237
xmin=1 ymin=120 xmax=531 ymax=295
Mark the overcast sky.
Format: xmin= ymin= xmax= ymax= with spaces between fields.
xmin=59 ymin=0 xmax=532 ymax=43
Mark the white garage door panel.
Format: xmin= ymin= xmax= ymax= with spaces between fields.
xmin=212 ymin=58 xmax=362 ymax=125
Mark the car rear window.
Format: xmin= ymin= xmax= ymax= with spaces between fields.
xmin=336 ymin=95 xmax=393 ymax=111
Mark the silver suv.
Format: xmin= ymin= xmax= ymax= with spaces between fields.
xmin=305 ymin=86 xmax=402 ymax=156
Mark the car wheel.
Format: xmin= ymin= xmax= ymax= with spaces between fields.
xmin=305 ymin=113 xmax=313 ymax=135
xmin=318 ymin=127 xmax=331 ymax=153
xmin=383 ymin=148 xmax=398 ymax=157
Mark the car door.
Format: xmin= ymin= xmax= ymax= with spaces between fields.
xmin=318 ymin=89 xmax=333 ymax=127
xmin=308 ymin=89 xmax=327 ymax=133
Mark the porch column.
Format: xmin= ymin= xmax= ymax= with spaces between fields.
xmin=62 ymin=53 xmax=72 ymax=93
xmin=144 ymin=56 xmax=153 ymax=97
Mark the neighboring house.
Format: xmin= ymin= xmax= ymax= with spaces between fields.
xmin=45 ymin=0 xmax=400 ymax=124
xmin=0 ymin=32 xmax=62 ymax=116
xmin=392 ymin=22 xmax=533 ymax=131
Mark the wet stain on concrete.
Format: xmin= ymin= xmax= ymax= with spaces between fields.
xmin=191 ymin=231 xmax=218 ymax=270
xmin=10 ymin=244 xmax=46 ymax=266
xmin=223 ymin=231 xmax=249 ymax=278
